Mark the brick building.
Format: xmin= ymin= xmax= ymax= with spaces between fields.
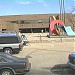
xmin=0 ymin=13 xmax=74 ymax=33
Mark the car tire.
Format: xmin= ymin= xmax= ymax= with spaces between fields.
xmin=0 ymin=69 xmax=14 ymax=75
xmin=4 ymin=48 xmax=12 ymax=54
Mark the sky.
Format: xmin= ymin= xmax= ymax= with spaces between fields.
xmin=0 ymin=0 xmax=74 ymax=16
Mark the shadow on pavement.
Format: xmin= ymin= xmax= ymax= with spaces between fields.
xmin=25 ymin=69 xmax=50 ymax=75
xmin=25 ymin=64 xmax=75 ymax=75
xmin=41 ymin=64 xmax=75 ymax=75
xmin=50 ymin=64 xmax=75 ymax=75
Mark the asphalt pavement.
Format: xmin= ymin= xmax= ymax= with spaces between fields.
xmin=16 ymin=33 xmax=75 ymax=75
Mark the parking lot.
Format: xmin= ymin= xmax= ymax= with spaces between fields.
xmin=15 ymin=33 xmax=75 ymax=75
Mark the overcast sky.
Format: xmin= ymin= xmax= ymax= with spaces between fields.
xmin=0 ymin=0 xmax=74 ymax=16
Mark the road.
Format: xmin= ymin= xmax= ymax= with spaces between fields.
xmin=17 ymin=42 xmax=75 ymax=75
xmin=24 ymin=48 xmax=75 ymax=75
xmin=26 ymin=67 xmax=75 ymax=75
xmin=16 ymin=33 xmax=75 ymax=75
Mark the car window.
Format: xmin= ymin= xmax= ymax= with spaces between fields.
xmin=0 ymin=36 xmax=19 ymax=44
xmin=0 ymin=57 xmax=7 ymax=62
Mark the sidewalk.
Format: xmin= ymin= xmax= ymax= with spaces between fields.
xmin=24 ymin=33 xmax=75 ymax=43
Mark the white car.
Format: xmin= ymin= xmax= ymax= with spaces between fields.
xmin=21 ymin=34 xmax=29 ymax=45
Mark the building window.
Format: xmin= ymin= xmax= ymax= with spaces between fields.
xmin=43 ymin=19 xmax=49 ymax=23
xmin=20 ymin=20 xmax=24 ymax=24
xmin=24 ymin=20 xmax=30 ymax=24
xmin=7 ymin=19 xmax=49 ymax=24
xmin=38 ymin=20 xmax=43 ymax=23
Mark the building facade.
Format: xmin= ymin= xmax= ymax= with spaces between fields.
xmin=0 ymin=13 xmax=74 ymax=33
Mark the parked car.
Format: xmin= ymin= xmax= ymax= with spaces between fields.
xmin=67 ymin=53 xmax=75 ymax=69
xmin=0 ymin=31 xmax=23 ymax=54
xmin=21 ymin=34 xmax=29 ymax=45
xmin=0 ymin=53 xmax=31 ymax=75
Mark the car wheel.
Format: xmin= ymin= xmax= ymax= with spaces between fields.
xmin=4 ymin=48 xmax=12 ymax=54
xmin=0 ymin=69 xmax=14 ymax=75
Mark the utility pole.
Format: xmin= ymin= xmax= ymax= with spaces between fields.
xmin=59 ymin=0 xmax=65 ymax=23
xmin=59 ymin=0 xmax=62 ymax=20
xmin=63 ymin=0 xmax=65 ymax=23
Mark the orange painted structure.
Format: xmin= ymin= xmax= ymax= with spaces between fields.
xmin=50 ymin=20 xmax=65 ymax=35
